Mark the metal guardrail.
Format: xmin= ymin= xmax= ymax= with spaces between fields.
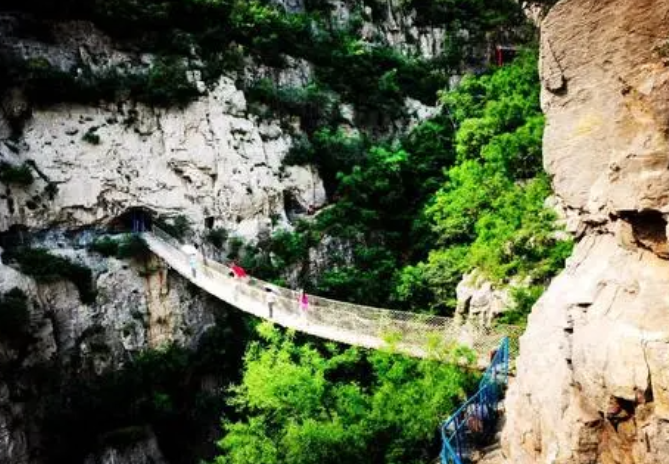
xmin=440 ymin=337 xmax=510 ymax=464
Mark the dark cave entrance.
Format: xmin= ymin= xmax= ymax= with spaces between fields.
xmin=283 ymin=190 xmax=306 ymax=222
xmin=620 ymin=210 xmax=669 ymax=258
xmin=110 ymin=207 xmax=155 ymax=233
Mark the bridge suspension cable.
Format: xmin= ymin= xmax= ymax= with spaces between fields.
xmin=142 ymin=227 xmax=521 ymax=359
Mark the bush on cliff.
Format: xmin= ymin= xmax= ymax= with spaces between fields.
xmin=2 ymin=247 xmax=96 ymax=304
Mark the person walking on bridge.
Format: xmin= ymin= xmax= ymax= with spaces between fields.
xmin=298 ymin=289 xmax=309 ymax=323
xmin=265 ymin=286 xmax=277 ymax=319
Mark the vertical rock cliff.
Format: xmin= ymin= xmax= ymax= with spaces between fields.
xmin=504 ymin=0 xmax=669 ymax=462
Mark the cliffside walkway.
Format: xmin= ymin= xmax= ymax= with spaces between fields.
xmin=441 ymin=337 xmax=510 ymax=464
xmin=143 ymin=227 xmax=520 ymax=359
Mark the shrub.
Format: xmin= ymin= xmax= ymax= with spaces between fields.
xmin=116 ymin=235 xmax=150 ymax=260
xmin=82 ymin=127 xmax=101 ymax=145
xmin=90 ymin=236 xmax=119 ymax=257
xmin=227 ymin=237 xmax=244 ymax=261
xmin=155 ymin=214 xmax=191 ymax=240
xmin=0 ymin=162 xmax=34 ymax=186
xmin=4 ymin=247 xmax=96 ymax=304
xmin=245 ymin=80 xmax=341 ymax=133
xmin=90 ymin=235 xmax=150 ymax=260
xmin=205 ymin=228 xmax=228 ymax=249
xmin=136 ymin=57 xmax=201 ymax=107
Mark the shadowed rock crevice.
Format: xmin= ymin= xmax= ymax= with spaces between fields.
xmin=619 ymin=210 xmax=669 ymax=258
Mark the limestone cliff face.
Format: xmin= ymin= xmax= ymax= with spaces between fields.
xmin=1 ymin=80 xmax=325 ymax=238
xmin=273 ymin=0 xmax=449 ymax=59
xmin=0 ymin=13 xmax=327 ymax=239
xmin=504 ymin=0 xmax=669 ymax=463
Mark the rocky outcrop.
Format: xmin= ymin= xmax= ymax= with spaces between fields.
xmin=0 ymin=75 xmax=326 ymax=240
xmin=540 ymin=0 xmax=669 ymax=223
xmin=0 ymin=14 xmax=327 ymax=241
xmin=0 ymin=228 xmax=228 ymax=463
xmin=504 ymin=0 xmax=669 ymax=463
xmin=270 ymin=0 xmax=450 ymax=60
xmin=455 ymin=272 xmax=513 ymax=327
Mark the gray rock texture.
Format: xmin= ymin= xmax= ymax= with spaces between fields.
xmin=503 ymin=0 xmax=669 ymax=462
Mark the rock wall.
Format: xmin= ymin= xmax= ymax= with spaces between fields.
xmin=272 ymin=0 xmax=449 ymax=59
xmin=455 ymin=272 xmax=513 ymax=327
xmin=0 ymin=78 xmax=325 ymax=239
xmin=0 ymin=229 xmax=224 ymax=464
xmin=504 ymin=0 xmax=669 ymax=462
xmin=0 ymin=14 xmax=326 ymax=240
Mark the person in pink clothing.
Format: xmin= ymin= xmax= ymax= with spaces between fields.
xmin=298 ymin=289 xmax=309 ymax=318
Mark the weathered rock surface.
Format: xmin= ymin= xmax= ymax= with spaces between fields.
xmin=504 ymin=0 xmax=669 ymax=462
xmin=455 ymin=272 xmax=513 ymax=327
xmin=0 ymin=230 xmax=226 ymax=463
xmin=541 ymin=0 xmax=669 ymax=221
xmin=504 ymin=233 xmax=669 ymax=463
xmin=0 ymin=76 xmax=326 ymax=240
xmin=0 ymin=14 xmax=327 ymax=240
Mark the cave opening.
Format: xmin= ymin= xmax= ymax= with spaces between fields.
xmin=620 ymin=210 xmax=669 ymax=258
xmin=110 ymin=207 xmax=155 ymax=233
xmin=283 ymin=190 xmax=305 ymax=222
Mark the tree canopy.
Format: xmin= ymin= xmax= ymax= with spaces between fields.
xmin=213 ymin=323 xmax=477 ymax=464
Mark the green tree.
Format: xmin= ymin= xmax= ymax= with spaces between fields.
xmin=394 ymin=50 xmax=572 ymax=315
xmin=214 ymin=323 xmax=475 ymax=464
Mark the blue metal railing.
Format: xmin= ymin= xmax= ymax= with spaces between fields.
xmin=440 ymin=337 xmax=510 ymax=464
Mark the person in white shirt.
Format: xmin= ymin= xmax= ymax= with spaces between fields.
xmin=265 ymin=287 xmax=277 ymax=319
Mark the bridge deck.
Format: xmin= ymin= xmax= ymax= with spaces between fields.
xmin=143 ymin=228 xmax=519 ymax=358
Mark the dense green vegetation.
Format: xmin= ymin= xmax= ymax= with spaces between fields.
xmin=155 ymin=214 xmax=192 ymax=240
xmin=90 ymin=234 xmax=150 ymax=260
xmin=213 ymin=323 xmax=476 ymax=464
xmin=394 ymin=52 xmax=573 ymax=313
xmin=212 ymin=53 xmax=573 ymax=459
xmin=0 ymin=0 xmax=528 ymax=120
xmin=2 ymin=247 xmax=96 ymax=304
xmin=238 ymin=51 xmax=571 ymax=315
xmin=39 ymin=311 xmax=251 ymax=463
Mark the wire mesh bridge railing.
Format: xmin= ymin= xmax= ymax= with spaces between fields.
xmin=440 ymin=337 xmax=510 ymax=464
xmin=142 ymin=226 xmax=522 ymax=359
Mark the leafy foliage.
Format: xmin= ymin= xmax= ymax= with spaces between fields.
xmin=155 ymin=214 xmax=191 ymax=240
xmin=82 ymin=127 xmax=101 ymax=145
xmin=394 ymin=51 xmax=572 ymax=313
xmin=0 ymin=161 xmax=34 ymax=185
xmin=206 ymin=228 xmax=229 ymax=249
xmin=0 ymin=54 xmax=200 ymax=108
xmin=90 ymin=234 xmax=150 ymax=260
xmin=2 ymin=247 xmax=96 ymax=304
xmin=40 ymin=313 xmax=252 ymax=464
xmin=255 ymin=51 xmax=571 ymax=318
xmin=0 ymin=0 xmax=527 ymax=115
xmin=213 ymin=324 xmax=476 ymax=464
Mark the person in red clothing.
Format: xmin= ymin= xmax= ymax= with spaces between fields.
xmin=230 ymin=262 xmax=248 ymax=279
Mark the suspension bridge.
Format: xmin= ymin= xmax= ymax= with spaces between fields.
xmin=142 ymin=226 xmax=516 ymax=463
xmin=142 ymin=227 xmax=519 ymax=359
